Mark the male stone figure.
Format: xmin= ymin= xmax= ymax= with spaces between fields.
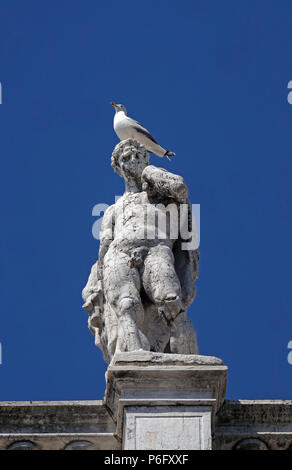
xmin=82 ymin=139 xmax=199 ymax=363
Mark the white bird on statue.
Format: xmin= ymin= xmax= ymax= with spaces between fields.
xmin=110 ymin=102 xmax=175 ymax=160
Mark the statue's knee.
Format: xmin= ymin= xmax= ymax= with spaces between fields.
xmin=119 ymin=297 xmax=143 ymax=318
xmin=156 ymin=291 xmax=180 ymax=307
xmin=158 ymin=295 xmax=185 ymax=322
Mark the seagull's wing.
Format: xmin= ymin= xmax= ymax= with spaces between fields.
xmin=129 ymin=117 xmax=158 ymax=144
xmin=133 ymin=119 xmax=143 ymax=127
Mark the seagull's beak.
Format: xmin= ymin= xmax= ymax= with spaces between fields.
xmin=110 ymin=101 xmax=117 ymax=108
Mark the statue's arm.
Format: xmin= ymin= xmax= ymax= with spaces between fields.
xmin=82 ymin=261 xmax=101 ymax=313
xmin=141 ymin=165 xmax=188 ymax=203
xmin=98 ymin=204 xmax=115 ymax=265
xmin=174 ymin=200 xmax=199 ymax=307
xmin=82 ymin=205 xmax=115 ymax=314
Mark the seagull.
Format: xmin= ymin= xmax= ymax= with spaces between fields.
xmin=110 ymin=102 xmax=175 ymax=160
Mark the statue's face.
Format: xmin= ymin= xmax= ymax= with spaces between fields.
xmin=118 ymin=144 xmax=148 ymax=179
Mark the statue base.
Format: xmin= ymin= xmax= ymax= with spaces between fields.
xmin=104 ymin=351 xmax=228 ymax=450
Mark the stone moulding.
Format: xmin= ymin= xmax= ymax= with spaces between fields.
xmin=1 ymin=398 xmax=292 ymax=450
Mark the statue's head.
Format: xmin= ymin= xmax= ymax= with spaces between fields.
xmin=111 ymin=139 xmax=149 ymax=180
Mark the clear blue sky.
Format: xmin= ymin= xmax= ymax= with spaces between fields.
xmin=0 ymin=0 xmax=291 ymax=401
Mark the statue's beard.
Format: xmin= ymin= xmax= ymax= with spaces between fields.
xmin=123 ymin=167 xmax=141 ymax=179
xmin=124 ymin=169 xmax=136 ymax=177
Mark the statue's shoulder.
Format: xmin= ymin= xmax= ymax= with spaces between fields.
xmin=100 ymin=203 xmax=116 ymax=230
xmin=104 ymin=202 xmax=116 ymax=216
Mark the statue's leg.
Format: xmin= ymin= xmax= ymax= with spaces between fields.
xmin=169 ymin=311 xmax=199 ymax=354
xmin=142 ymin=245 xmax=198 ymax=354
xmin=142 ymin=245 xmax=184 ymax=322
xmin=103 ymin=248 xmax=150 ymax=353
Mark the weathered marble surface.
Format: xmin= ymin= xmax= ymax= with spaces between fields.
xmin=111 ymin=351 xmax=224 ymax=366
xmin=82 ymin=139 xmax=199 ymax=362
xmin=123 ymin=406 xmax=212 ymax=450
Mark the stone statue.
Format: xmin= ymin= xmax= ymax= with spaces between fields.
xmin=82 ymin=139 xmax=199 ymax=363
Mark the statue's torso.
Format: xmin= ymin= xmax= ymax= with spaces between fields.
xmin=112 ymin=191 xmax=178 ymax=250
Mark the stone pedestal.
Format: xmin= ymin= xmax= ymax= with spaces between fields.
xmin=104 ymin=352 xmax=227 ymax=450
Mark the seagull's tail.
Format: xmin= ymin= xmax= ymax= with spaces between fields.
xmin=164 ymin=150 xmax=176 ymax=161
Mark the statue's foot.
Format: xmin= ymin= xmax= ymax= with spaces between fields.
xmin=117 ymin=324 xmax=150 ymax=353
